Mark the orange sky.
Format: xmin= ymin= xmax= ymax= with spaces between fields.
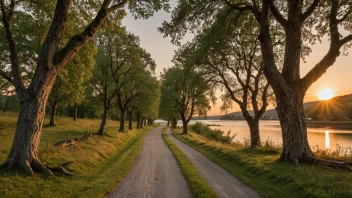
xmin=123 ymin=8 xmax=352 ymax=116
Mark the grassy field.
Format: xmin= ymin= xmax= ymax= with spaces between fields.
xmin=173 ymin=128 xmax=352 ymax=198
xmin=0 ymin=112 xmax=154 ymax=198
xmin=162 ymin=128 xmax=218 ymax=198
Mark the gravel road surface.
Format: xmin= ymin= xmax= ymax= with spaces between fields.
xmin=108 ymin=126 xmax=191 ymax=198
xmin=166 ymin=130 xmax=260 ymax=198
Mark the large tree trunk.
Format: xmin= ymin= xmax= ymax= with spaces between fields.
xmin=128 ymin=110 xmax=133 ymax=130
xmin=181 ymin=118 xmax=188 ymax=134
xmin=136 ymin=113 xmax=140 ymax=129
xmin=119 ymin=109 xmax=126 ymax=132
xmin=172 ymin=118 xmax=177 ymax=129
xmin=276 ymin=90 xmax=314 ymax=164
xmin=1 ymin=88 xmax=54 ymax=175
xmin=247 ymin=120 xmax=261 ymax=147
xmin=97 ymin=107 xmax=108 ymax=136
xmin=143 ymin=118 xmax=147 ymax=126
xmin=49 ymin=101 xmax=59 ymax=126
xmin=73 ymin=103 xmax=78 ymax=121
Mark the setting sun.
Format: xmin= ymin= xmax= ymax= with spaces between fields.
xmin=317 ymin=88 xmax=335 ymax=100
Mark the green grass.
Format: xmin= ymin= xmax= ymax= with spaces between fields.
xmin=162 ymin=128 xmax=218 ymax=198
xmin=0 ymin=112 xmax=155 ymax=197
xmin=173 ymin=128 xmax=352 ymax=198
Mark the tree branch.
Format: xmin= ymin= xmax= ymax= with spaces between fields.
xmin=301 ymin=0 xmax=320 ymax=22
xmin=340 ymin=34 xmax=352 ymax=46
xmin=300 ymin=0 xmax=351 ymax=91
xmin=0 ymin=0 xmax=25 ymax=91
xmin=0 ymin=70 xmax=13 ymax=84
xmin=38 ymin=0 xmax=71 ymax=70
xmin=54 ymin=0 xmax=127 ymax=69
xmin=270 ymin=1 xmax=288 ymax=30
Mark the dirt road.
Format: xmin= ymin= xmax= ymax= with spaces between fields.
xmin=108 ymin=126 xmax=191 ymax=198
xmin=166 ymin=130 xmax=260 ymax=198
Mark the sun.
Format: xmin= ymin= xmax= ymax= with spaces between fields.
xmin=317 ymin=88 xmax=335 ymax=100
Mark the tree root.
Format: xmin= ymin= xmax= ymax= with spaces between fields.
xmin=0 ymin=158 xmax=74 ymax=176
xmin=44 ymin=163 xmax=74 ymax=177
xmin=311 ymin=157 xmax=352 ymax=171
xmin=0 ymin=159 xmax=9 ymax=170
xmin=31 ymin=158 xmax=53 ymax=176
xmin=54 ymin=131 xmax=98 ymax=147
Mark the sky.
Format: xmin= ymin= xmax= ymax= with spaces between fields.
xmin=122 ymin=5 xmax=352 ymax=116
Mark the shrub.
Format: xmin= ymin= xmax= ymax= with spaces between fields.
xmin=191 ymin=122 xmax=235 ymax=144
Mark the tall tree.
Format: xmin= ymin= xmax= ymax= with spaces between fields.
xmin=91 ymin=27 xmax=136 ymax=135
xmin=49 ymin=41 xmax=97 ymax=125
xmin=0 ymin=0 xmax=168 ymax=175
xmin=160 ymin=0 xmax=352 ymax=166
xmin=191 ymin=9 xmax=274 ymax=147
xmin=160 ymin=67 xmax=211 ymax=134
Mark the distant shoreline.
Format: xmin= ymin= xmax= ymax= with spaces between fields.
xmin=192 ymin=119 xmax=352 ymax=130
xmin=307 ymin=121 xmax=352 ymax=130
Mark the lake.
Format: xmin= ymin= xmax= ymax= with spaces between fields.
xmin=183 ymin=120 xmax=352 ymax=151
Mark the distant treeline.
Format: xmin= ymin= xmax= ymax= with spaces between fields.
xmin=0 ymin=95 xmax=124 ymax=120
xmin=305 ymin=94 xmax=352 ymax=121
xmin=219 ymin=94 xmax=352 ymax=121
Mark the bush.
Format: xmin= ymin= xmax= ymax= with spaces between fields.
xmin=191 ymin=122 xmax=235 ymax=144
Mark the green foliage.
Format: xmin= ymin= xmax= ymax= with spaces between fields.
xmin=160 ymin=67 xmax=211 ymax=123
xmin=173 ymin=129 xmax=352 ymax=198
xmin=49 ymin=41 xmax=97 ymax=109
xmin=191 ymin=122 xmax=235 ymax=144
xmin=0 ymin=95 xmax=19 ymax=112
xmin=0 ymin=112 xmax=155 ymax=197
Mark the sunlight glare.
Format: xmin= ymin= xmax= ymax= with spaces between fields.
xmin=318 ymin=88 xmax=335 ymax=100
xmin=325 ymin=130 xmax=330 ymax=149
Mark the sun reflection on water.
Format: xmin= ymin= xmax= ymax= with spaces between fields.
xmin=325 ymin=130 xmax=330 ymax=149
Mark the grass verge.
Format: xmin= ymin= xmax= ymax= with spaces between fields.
xmin=173 ymin=128 xmax=352 ymax=198
xmin=0 ymin=112 xmax=154 ymax=197
xmin=162 ymin=127 xmax=218 ymax=198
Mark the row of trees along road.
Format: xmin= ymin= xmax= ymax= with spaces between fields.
xmin=160 ymin=0 xmax=352 ymax=167
xmin=91 ymin=23 xmax=160 ymax=134
xmin=159 ymin=64 xmax=213 ymax=134
xmin=0 ymin=0 xmax=168 ymax=176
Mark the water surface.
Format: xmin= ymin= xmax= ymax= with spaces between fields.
xmin=186 ymin=120 xmax=352 ymax=150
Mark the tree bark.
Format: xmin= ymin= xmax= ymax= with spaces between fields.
xmin=143 ymin=118 xmax=147 ymax=126
xmin=276 ymin=90 xmax=314 ymax=164
xmin=136 ymin=113 xmax=140 ymax=129
xmin=73 ymin=103 xmax=78 ymax=121
xmin=247 ymin=120 xmax=261 ymax=147
xmin=258 ymin=0 xmax=314 ymax=163
xmin=172 ymin=118 xmax=177 ymax=129
xmin=128 ymin=110 xmax=133 ymax=130
xmin=49 ymin=101 xmax=59 ymax=126
xmin=119 ymin=109 xmax=125 ymax=132
xmin=0 ymin=0 xmax=128 ymax=175
xmin=181 ymin=118 xmax=188 ymax=134
xmin=1 ymin=91 xmax=55 ymax=175
xmin=97 ymin=106 xmax=108 ymax=136
xmin=167 ymin=120 xmax=170 ymax=126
